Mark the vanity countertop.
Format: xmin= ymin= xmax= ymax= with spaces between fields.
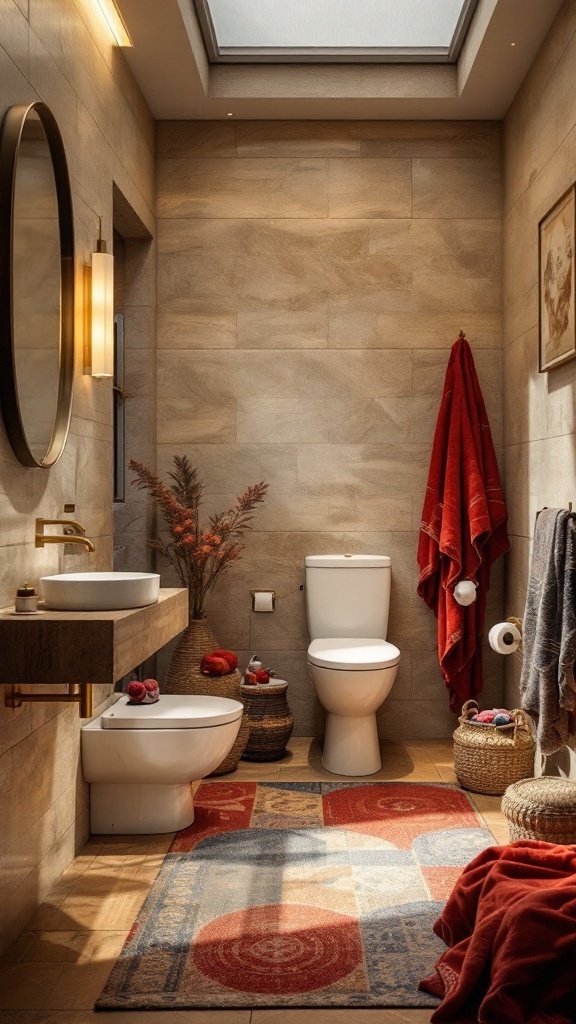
xmin=0 ymin=587 xmax=188 ymax=685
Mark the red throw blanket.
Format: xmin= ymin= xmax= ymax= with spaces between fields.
xmin=417 ymin=336 xmax=509 ymax=712
xmin=420 ymin=840 xmax=576 ymax=1023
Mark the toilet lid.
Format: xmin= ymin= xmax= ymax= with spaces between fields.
xmin=101 ymin=694 xmax=243 ymax=730
xmin=308 ymin=638 xmax=400 ymax=671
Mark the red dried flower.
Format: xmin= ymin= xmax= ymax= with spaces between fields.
xmin=129 ymin=455 xmax=268 ymax=619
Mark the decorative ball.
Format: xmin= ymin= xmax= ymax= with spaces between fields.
xmin=255 ymin=670 xmax=270 ymax=684
xmin=493 ymin=713 xmax=512 ymax=726
xmin=200 ymin=654 xmax=230 ymax=676
xmin=127 ymin=680 xmax=146 ymax=703
xmin=212 ymin=649 xmax=238 ymax=672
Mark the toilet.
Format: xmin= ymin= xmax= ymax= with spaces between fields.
xmin=306 ymin=554 xmax=400 ymax=776
xmin=81 ymin=694 xmax=243 ymax=834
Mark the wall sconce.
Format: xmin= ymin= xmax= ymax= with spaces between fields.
xmin=92 ymin=0 xmax=132 ymax=47
xmin=90 ymin=223 xmax=114 ymax=378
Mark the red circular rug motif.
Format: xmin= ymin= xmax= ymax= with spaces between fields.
xmin=192 ymin=902 xmax=363 ymax=994
xmin=323 ymin=782 xmax=478 ymax=847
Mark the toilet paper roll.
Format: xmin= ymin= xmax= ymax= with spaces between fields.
xmin=253 ymin=590 xmax=275 ymax=612
xmin=489 ymin=621 xmax=521 ymax=655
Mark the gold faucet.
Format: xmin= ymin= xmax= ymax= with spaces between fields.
xmin=35 ymin=518 xmax=96 ymax=553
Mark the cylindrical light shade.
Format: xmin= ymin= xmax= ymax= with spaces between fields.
xmin=91 ymin=249 xmax=114 ymax=377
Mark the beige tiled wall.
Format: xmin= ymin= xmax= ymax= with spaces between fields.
xmin=156 ymin=119 xmax=505 ymax=738
xmin=0 ymin=1 xmax=154 ymax=952
xmin=503 ymin=0 xmax=576 ymax=707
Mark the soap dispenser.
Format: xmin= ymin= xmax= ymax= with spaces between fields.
xmin=14 ymin=582 xmax=39 ymax=614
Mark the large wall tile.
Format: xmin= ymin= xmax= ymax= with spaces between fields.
xmin=157 ymin=348 xmax=413 ymax=406
xmin=157 ymin=158 xmax=329 ymax=218
xmin=360 ymin=120 xmax=501 ymax=159
xmin=413 ymin=159 xmax=503 ymax=219
xmin=237 ymin=120 xmax=361 ymax=158
xmin=237 ymin=310 xmax=328 ymax=349
xmin=329 ymin=310 xmax=502 ymax=350
xmin=236 ymin=395 xmax=413 ymax=445
xmin=328 ymin=159 xmax=411 ymax=218
xmin=157 ymin=120 xmax=236 ymax=158
xmin=157 ymin=312 xmax=237 ymax=350
xmin=158 ymin=218 xmax=417 ymax=316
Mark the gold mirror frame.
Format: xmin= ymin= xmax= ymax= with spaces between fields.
xmin=0 ymin=101 xmax=74 ymax=469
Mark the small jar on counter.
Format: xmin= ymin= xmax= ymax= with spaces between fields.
xmin=15 ymin=583 xmax=39 ymax=613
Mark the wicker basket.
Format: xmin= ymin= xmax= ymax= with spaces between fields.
xmin=240 ymin=681 xmax=294 ymax=762
xmin=502 ymin=777 xmax=576 ymax=844
xmin=453 ymin=699 xmax=535 ymax=795
xmin=164 ymin=616 xmax=250 ymax=775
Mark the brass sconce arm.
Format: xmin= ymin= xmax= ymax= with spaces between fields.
xmin=35 ymin=518 xmax=95 ymax=553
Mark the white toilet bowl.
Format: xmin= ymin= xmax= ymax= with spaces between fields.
xmin=308 ymin=637 xmax=400 ymax=776
xmin=81 ymin=694 xmax=242 ymax=834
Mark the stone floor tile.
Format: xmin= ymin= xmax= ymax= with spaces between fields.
xmin=0 ymin=1012 xmax=252 ymax=1024
xmin=0 ymin=963 xmax=64 ymax=1010
xmin=251 ymin=1010 xmax=435 ymax=1023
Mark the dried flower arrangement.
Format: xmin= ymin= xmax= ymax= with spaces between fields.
xmin=129 ymin=455 xmax=268 ymax=619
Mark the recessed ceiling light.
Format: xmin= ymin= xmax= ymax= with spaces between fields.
xmin=510 ymin=41 xmax=516 ymax=46
xmin=227 ymin=112 xmax=234 ymax=117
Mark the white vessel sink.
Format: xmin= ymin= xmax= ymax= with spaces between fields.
xmin=40 ymin=572 xmax=161 ymax=611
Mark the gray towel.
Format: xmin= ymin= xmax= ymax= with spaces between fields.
xmin=520 ymin=508 xmax=576 ymax=755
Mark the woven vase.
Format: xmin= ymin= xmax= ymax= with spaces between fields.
xmin=164 ymin=615 xmax=250 ymax=775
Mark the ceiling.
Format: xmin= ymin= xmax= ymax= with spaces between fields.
xmin=116 ymin=0 xmax=564 ymax=120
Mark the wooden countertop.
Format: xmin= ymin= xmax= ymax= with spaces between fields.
xmin=0 ymin=588 xmax=189 ymax=685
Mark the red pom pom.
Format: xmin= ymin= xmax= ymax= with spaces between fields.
xmin=255 ymin=670 xmax=270 ymax=684
xmin=127 ymin=681 xmax=146 ymax=702
xmin=143 ymin=678 xmax=159 ymax=692
xmin=200 ymin=654 xmax=230 ymax=676
xmin=211 ymin=649 xmax=238 ymax=672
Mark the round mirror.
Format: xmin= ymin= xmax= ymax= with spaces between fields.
xmin=0 ymin=102 xmax=74 ymax=468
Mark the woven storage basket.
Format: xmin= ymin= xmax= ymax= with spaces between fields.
xmin=240 ymin=681 xmax=294 ymax=762
xmin=164 ymin=616 xmax=249 ymax=775
xmin=453 ymin=699 xmax=535 ymax=795
xmin=502 ymin=777 xmax=576 ymax=844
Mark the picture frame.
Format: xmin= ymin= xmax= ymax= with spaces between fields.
xmin=539 ymin=184 xmax=576 ymax=373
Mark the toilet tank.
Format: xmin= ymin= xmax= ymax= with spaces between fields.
xmin=305 ymin=554 xmax=391 ymax=640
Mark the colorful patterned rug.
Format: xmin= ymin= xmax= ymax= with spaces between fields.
xmin=96 ymin=781 xmax=496 ymax=1011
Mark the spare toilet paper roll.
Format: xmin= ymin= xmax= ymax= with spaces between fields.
xmin=253 ymin=590 xmax=275 ymax=612
xmin=489 ymin=621 xmax=521 ymax=655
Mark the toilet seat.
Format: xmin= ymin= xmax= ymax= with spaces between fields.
xmin=308 ymin=637 xmax=400 ymax=671
xmin=100 ymin=694 xmax=243 ymax=730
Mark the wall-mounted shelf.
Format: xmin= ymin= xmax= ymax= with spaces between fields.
xmin=0 ymin=588 xmax=188 ymax=687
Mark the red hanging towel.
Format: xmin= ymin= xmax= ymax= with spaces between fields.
xmin=417 ymin=336 xmax=509 ymax=712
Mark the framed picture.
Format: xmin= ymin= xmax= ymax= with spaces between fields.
xmin=539 ymin=184 xmax=575 ymax=372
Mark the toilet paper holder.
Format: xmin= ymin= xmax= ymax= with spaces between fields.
xmin=505 ymin=616 xmax=522 ymax=636
xmin=251 ymin=590 xmax=276 ymax=612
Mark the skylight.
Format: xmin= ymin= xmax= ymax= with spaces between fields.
xmin=193 ymin=0 xmax=479 ymax=63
